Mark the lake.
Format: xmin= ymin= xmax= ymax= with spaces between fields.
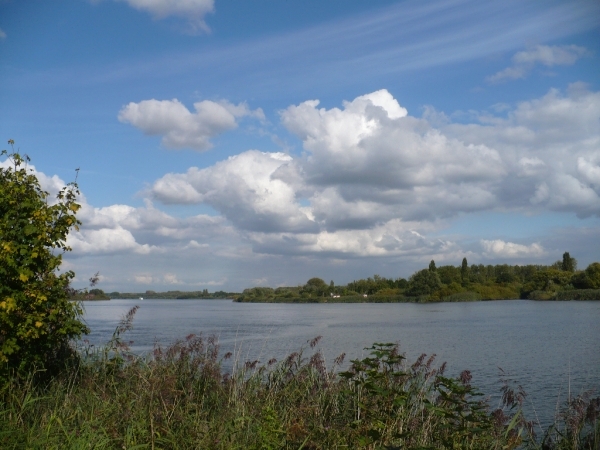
xmin=81 ymin=299 xmax=600 ymax=428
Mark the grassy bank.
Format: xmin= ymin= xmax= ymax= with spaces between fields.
xmin=2 ymin=313 xmax=599 ymax=449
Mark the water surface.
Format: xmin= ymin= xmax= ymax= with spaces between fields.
xmin=82 ymin=299 xmax=600 ymax=427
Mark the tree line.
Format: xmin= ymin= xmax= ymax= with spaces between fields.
xmin=237 ymin=252 xmax=600 ymax=302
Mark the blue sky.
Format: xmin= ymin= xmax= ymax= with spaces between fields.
xmin=1 ymin=0 xmax=599 ymax=291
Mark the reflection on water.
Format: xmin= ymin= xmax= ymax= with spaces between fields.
xmin=82 ymin=299 xmax=600 ymax=427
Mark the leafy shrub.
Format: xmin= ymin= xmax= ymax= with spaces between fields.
xmin=0 ymin=143 xmax=88 ymax=382
xmin=442 ymin=291 xmax=482 ymax=302
xmin=555 ymin=290 xmax=600 ymax=301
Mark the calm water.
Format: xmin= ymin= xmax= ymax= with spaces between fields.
xmin=82 ymin=299 xmax=600 ymax=427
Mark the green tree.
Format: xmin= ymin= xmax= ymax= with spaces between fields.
xmin=437 ymin=265 xmax=461 ymax=285
xmin=0 ymin=143 xmax=88 ymax=381
xmin=461 ymin=258 xmax=469 ymax=284
xmin=407 ymin=269 xmax=442 ymax=297
xmin=525 ymin=269 xmax=572 ymax=292
xmin=561 ymin=252 xmax=577 ymax=272
xmin=302 ymin=277 xmax=328 ymax=297
xmin=572 ymin=262 xmax=600 ymax=289
xmin=429 ymin=260 xmax=436 ymax=272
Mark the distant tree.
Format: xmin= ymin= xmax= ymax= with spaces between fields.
xmin=461 ymin=258 xmax=469 ymax=284
xmin=429 ymin=260 xmax=436 ymax=272
xmin=407 ymin=269 xmax=442 ymax=297
xmin=437 ymin=265 xmax=461 ymax=285
xmin=561 ymin=252 xmax=577 ymax=272
xmin=572 ymin=262 xmax=600 ymax=289
xmin=495 ymin=264 xmax=515 ymax=284
xmin=396 ymin=278 xmax=408 ymax=289
xmin=526 ymin=269 xmax=572 ymax=292
xmin=302 ymin=278 xmax=328 ymax=297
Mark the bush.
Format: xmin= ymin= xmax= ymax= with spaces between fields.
xmin=555 ymin=289 xmax=600 ymax=301
xmin=407 ymin=269 xmax=442 ymax=297
xmin=0 ymin=142 xmax=88 ymax=382
xmin=442 ymin=291 xmax=482 ymax=302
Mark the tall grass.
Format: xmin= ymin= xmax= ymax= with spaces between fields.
xmin=1 ymin=308 xmax=598 ymax=449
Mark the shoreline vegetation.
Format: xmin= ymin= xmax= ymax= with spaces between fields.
xmin=236 ymin=255 xmax=600 ymax=303
xmin=2 ymin=311 xmax=599 ymax=449
xmin=83 ymin=254 xmax=600 ymax=303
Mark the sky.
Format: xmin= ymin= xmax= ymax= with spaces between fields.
xmin=1 ymin=0 xmax=599 ymax=292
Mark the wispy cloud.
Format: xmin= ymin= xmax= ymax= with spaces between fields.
xmin=0 ymin=28 xmax=6 ymax=40
xmin=114 ymin=0 xmax=214 ymax=33
xmin=487 ymin=45 xmax=590 ymax=83
xmin=10 ymin=0 xmax=599 ymax=92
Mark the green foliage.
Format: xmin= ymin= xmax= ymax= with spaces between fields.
xmin=524 ymin=269 xmax=573 ymax=294
xmin=555 ymin=289 xmax=600 ymax=300
xmin=301 ymin=277 xmax=329 ymax=297
xmin=240 ymin=287 xmax=276 ymax=301
xmin=0 ymin=334 xmax=532 ymax=449
xmin=562 ymin=252 xmax=577 ymax=273
xmin=0 ymin=143 xmax=88 ymax=382
xmin=438 ymin=265 xmax=462 ymax=285
xmin=235 ymin=253 xmax=597 ymax=304
xmin=407 ymin=268 xmax=442 ymax=297
xmin=461 ymin=257 xmax=469 ymax=284
xmin=572 ymin=263 xmax=600 ymax=289
xmin=442 ymin=291 xmax=481 ymax=302
xmin=347 ymin=274 xmax=406 ymax=295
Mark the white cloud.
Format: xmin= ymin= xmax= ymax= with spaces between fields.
xmin=69 ymin=227 xmax=154 ymax=255
xmin=440 ymin=85 xmax=600 ymax=217
xmin=279 ymin=89 xmax=504 ymax=224
xmin=118 ymin=98 xmax=264 ymax=151
xmin=147 ymin=86 xmax=600 ymax=250
xmin=487 ymin=45 xmax=589 ymax=83
xmin=578 ymin=156 xmax=600 ymax=188
xmin=116 ymin=0 xmax=214 ymax=32
xmin=151 ymin=150 xmax=317 ymax=232
xmin=512 ymin=45 xmax=589 ymax=66
xmin=481 ymin=240 xmax=545 ymax=258
xmin=163 ymin=273 xmax=181 ymax=284
xmin=0 ymin=28 xmax=6 ymax=39
xmin=6 ymin=86 xmax=600 ymax=291
xmin=135 ymin=274 xmax=156 ymax=284
xmin=248 ymin=219 xmax=456 ymax=259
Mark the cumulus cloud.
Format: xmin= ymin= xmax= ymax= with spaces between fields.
xmin=481 ymin=240 xmax=545 ymax=258
xmin=115 ymin=0 xmax=214 ymax=33
xmin=135 ymin=274 xmax=156 ymax=284
xmin=487 ymin=44 xmax=589 ymax=83
xmin=248 ymin=219 xmax=462 ymax=260
xmin=279 ymin=88 xmax=505 ymax=225
xmin=151 ymin=150 xmax=317 ymax=232
xmin=440 ymin=84 xmax=600 ymax=217
xmin=118 ymin=98 xmax=264 ymax=151
xmin=6 ymin=86 xmax=599 ymax=290
xmin=68 ymin=227 xmax=155 ymax=255
xmin=148 ymin=85 xmax=600 ymax=262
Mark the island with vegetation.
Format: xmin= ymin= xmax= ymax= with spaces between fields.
xmin=236 ymin=255 xmax=600 ymax=303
